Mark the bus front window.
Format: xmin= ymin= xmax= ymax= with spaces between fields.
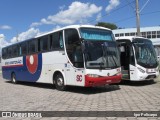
xmin=133 ymin=39 xmax=158 ymax=68
xmin=65 ymin=29 xmax=84 ymax=68
xmin=80 ymin=28 xmax=120 ymax=69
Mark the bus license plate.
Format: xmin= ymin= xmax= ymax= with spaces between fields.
xmin=147 ymin=69 xmax=155 ymax=73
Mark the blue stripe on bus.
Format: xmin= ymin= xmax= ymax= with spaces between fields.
xmin=2 ymin=54 xmax=42 ymax=82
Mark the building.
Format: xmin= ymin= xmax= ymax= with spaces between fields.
xmin=113 ymin=26 xmax=160 ymax=45
xmin=113 ymin=26 xmax=160 ymax=62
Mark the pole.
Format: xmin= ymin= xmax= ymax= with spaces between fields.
xmin=136 ymin=0 xmax=141 ymax=36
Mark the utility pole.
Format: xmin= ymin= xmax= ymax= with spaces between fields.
xmin=16 ymin=30 xmax=19 ymax=42
xmin=136 ymin=0 xmax=141 ymax=36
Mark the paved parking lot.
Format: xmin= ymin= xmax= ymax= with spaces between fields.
xmin=0 ymin=74 xmax=160 ymax=120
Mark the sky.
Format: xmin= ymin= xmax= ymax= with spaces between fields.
xmin=0 ymin=0 xmax=160 ymax=50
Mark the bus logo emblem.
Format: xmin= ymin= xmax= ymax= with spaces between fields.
xmin=26 ymin=54 xmax=38 ymax=74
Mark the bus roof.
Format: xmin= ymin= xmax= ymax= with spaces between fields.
xmin=2 ymin=25 xmax=112 ymax=49
xmin=36 ymin=25 xmax=111 ymax=38
xmin=115 ymin=36 xmax=151 ymax=42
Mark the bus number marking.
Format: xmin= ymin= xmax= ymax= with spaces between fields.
xmin=76 ymin=75 xmax=82 ymax=82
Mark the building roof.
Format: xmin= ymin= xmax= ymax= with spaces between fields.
xmin=113 ymin=26 xmax=160 ymax=33
xmin=113 ymin=26 xmax=160 ymax=45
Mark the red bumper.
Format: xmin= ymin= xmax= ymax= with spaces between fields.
xmin=85 ymin=74 xmax=122 ymax=87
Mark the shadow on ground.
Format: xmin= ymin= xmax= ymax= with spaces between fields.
xmin=66 ymin=85 xmax=120 ymax=94
xmin=119 ymin=80 xmax=156 ymax=86
xmin=5 ymin=81 xmax=120 ymax=94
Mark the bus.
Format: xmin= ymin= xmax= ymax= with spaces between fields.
xmin=2 ymin=25 xmax=122 ymax=91
xmin=116 ymin=36 xmax=159 ymax=81
xmin=154 ymin=44 xmax=160 ymax=70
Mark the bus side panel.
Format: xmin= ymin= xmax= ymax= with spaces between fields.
xmin=2 ymin=54 xmax=43 ymax=82
xmin=35 ymin=51 xmax=67 ymax=84
xmin=2 ymin=57 xmax=23 ymax=81
xmin=2 ymin=67 xmax=12 ymax=80
xmin=18 ymin=54 xmax=42 ymax=82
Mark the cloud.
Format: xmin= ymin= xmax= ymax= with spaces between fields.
xmin=0 ymin=34 xmax=9 ymax=55
xmin=53 ymin=25 xmax=61 ymax=30
xmin=31 ymin=1 xmax=102 ymax=27
xmin=59 ymin=5 xmax=66 ymax=11
xmin=0 ymin=25 xmax=12 ymax=30
xmin=96 ymin=13 xmax=102 ymax=21
xmin=105 ymin=0 xmax=120 ymax=13
xmin=10 ymin=28 xmax=40 ymax=43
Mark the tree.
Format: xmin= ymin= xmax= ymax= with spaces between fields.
xmin=96 ymin=22 xmax=118 ymax=30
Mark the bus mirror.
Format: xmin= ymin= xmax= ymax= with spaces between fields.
xmin=80 ymin=38 xmax=85 ymax=52
xmin=81 ymin=41 xmax=85 ymax=53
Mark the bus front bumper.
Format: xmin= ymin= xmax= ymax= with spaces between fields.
xmin=85 ymin=74 xmax=122 ymax=87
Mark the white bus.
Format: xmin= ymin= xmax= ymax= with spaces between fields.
xmin=154 ymin=44 xmax=160 ymax=71
xmin=116 ymin=36 xmax=159 ymax=81
xmin=2 ymin=25 xmax=122 ymax=91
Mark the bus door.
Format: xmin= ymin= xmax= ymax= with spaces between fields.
xmin=65 ymin=63 xmax=76 ymax=86
xmin=118 ymin=42 xmax=130 ymax=79
xmin=129 ymin=45 xmax=137 ymax=80
xmin=65 ymin=64 xmax=84 ymax=86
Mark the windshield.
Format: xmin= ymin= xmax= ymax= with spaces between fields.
xmin=133 ymin=38 xmax=158 ymax=68
xmin=80 ymin=28 xmax=120 ymax=69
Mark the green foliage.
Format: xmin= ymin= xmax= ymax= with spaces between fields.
xmin=96 ymin=22 xmax=118 ymax=30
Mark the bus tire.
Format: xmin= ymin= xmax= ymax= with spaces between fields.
xmin=11 ymin=73 xmax=18 ymax=84
xmin=55 ymin=73 xmax=66 ymax=91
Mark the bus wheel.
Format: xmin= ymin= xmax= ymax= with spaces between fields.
xmin=11 ymin=73 xmax=17 ymax=84
xmin=55 ymin=74 xmax=66 ymax=91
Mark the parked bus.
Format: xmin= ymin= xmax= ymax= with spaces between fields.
xmin=2 ymin=25 xmax=122 ymax=90
xmin=154 ymin=44 xmax=160 ymax=70
xmin=116 ymin=36 xmax=159 ymax=81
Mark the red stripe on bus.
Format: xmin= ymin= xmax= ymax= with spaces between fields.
xmin=85 ymin=74 xmax=122 ymax=87
xmin=2 ymin=64 xmax=24 ymax=68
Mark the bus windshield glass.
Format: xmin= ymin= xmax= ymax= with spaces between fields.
xmin=133 ymin=38 xmax=158 ymax=68
xmin=80 ymin=28 xmax=113 ymax=41
xmin=80 ymin=28 xmax=120 ymax=69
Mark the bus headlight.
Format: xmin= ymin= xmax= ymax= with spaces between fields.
xmin=87 ymin=74 xmax=100 ymax=78
xmin=137 ymin=67 xmax=145 ymax=73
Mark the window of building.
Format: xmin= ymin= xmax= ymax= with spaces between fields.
xmin=115 ymin=34 xmax=119 ymax=37
xmin=157 ymin=31 xmax=160 ymax=38
xmin=120 ymin=33 xmax=124 ymax=36
xmin=141 ymin=32 xmax=146 ymax=38
xmin=130 ymin=32 xmax=135 ymax=36
xmin=141 ymin=32 xmax=146 ymax=35
xmin=147 ymin=31 xmax=151 ymax=38
xmin=152 ymin=31 xmax=156 ymax=38
xmin=125 ymin=33 xmax=129 ymax=36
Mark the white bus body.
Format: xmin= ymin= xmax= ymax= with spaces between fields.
xmin=2 ymin=25 xmax=122 ymax=90
xmin=116 ymin=36 xmax=159 ymax=81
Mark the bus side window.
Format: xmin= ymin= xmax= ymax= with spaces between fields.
xmin=20 ymin=42 xmax=28 ymax=56
xmin=29 ymin=39 xmax=37 ymax=54
xmin=19 ymin=46 xmax=22 ymax=56
xmin=59 ymin=32 xmax=64 ymax=49
xmin=130 ymin=46 xmax=135 ymax=65
xmin=2 ymin=48 xmax=7 ymax=59
xmin=39 ymin=35 xmax=48 ymax=52
xmin=50 ymin=31 xmax=64 ymax=50
xmin=49 ymin=35 xmax=53 ymax=50
xmin=12 ymin=45 xmax=19 ymax=57
xmin=8 ymin=47 xmax=12 ymax=58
